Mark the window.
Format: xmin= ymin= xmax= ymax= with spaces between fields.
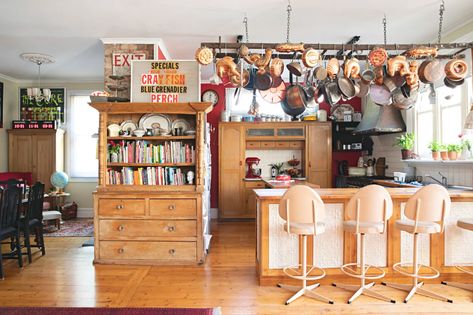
xmin=68 ymin=92 xmax=99 ymax=178
xmin=414 ymin=78 xmax=471 ymax=158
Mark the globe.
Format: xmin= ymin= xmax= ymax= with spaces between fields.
xmin=50 ymin=171 xmax=69 ymax=190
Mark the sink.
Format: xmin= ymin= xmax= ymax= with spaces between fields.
xmin=447 ymin=185 xmax=473 ymax=191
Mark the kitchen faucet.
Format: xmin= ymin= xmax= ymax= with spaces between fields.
xmin=425 ymin=172 xmax=448 ymax=187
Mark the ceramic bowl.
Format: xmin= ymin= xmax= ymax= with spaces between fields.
xmin=133 ymin=129 xmax=145 ymax=137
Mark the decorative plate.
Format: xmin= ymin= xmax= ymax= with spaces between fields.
xmin=138 ymin=114 xmax=171 ymax=133
xmin=331 ymin=104 xmax=354 ymax=121
xmin=172 ymin=119 xmax=191 ymax=133
xmin=120 ymin=120 xmax=137 ymax=133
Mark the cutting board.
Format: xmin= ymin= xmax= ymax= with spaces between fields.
xmin=372 ymin=179 xmax=418 ymax=188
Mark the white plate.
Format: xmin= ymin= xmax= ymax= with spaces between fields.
xmin=139 ymin=114 xmax=171 ymax=133
xmin=172 ymin=119 xmax=191 ymax=133
xmin=120 ymin=120 xmax=137 ymax=133
xmin=331 ymin=104 xmax=354 ymax=121
xmin=184 ymin=130 xmax=196 ymax=136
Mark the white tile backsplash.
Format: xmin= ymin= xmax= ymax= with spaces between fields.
xmin=245 ymin=149 xmax=302 ymax=178
xmin=415 ymin=165 xmax=473 ymax=186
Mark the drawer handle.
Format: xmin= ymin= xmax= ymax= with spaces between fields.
xmin=169 ymin=249 xmax=176 ymax=255
xmin=116 ymin=204 xmax=124 ymax=210
xmin=118 ymin=248 xmax=124 ymax=254
xmin=168 ymin=226 xmax=175 ymax=232
xmin=117 ymin=225 xmax=125 ymax=231
xmin=168 ymin=205 xmax=175 ymax=211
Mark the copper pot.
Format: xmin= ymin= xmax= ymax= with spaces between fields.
xmin=445 ymin=59 xmax=468 ymax=81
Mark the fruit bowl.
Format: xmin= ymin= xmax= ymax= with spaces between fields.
xmin=286 ymin=168 xmax=301 ymax=177
xmin=287 ymin=158 xmax=300 ymax=167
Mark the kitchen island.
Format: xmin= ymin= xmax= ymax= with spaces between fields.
xmin=255 ymin=187 xmax=473 ymax=285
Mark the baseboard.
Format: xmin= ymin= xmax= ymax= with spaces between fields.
xmin=210 ymin=208 xmax=218 ymax=219
xmin=77 ymin=208 xmax=93 ymax=218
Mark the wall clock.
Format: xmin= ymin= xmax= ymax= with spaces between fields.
xmin=201 ymin=89 xmax=219 ymax=106
xmin=259 ymin=79 xmax=286 ymax=104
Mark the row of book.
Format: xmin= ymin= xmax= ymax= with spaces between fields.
xmin=107 ymin=166 xmax=187 ymax=185
xmin=109 ymin=140 xmax=195 ymax=164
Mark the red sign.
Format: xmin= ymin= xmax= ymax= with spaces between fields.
xmin=112 ymin=53 xmax=146 ymax=76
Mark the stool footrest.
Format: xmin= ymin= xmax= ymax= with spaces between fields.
xmin=283 ymin=264 xmax=326 ymax=281
xmin=340 ymin=262 xmax=385 ymax=280
xmin=455 ymin=265 xmax=473 ymax=276
xmin=392 ymin=262 xmax=439 ymax=279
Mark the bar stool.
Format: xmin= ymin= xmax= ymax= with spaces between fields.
xmin=441 ymin=218 xmax=473 ymax=294
xmin=383 ymin=184 xmax=452 ymax=303
xmin=333 ymin=184 xmax=395 ymax=304
xmin=277 ymin=185 xmax=334 ymax=305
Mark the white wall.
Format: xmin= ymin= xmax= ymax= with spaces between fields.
xmin=245 ymin=149 xmax=302 ymax=179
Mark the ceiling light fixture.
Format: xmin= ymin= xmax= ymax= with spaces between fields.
xmin=20 ymin=53 xmax=55 ymax=103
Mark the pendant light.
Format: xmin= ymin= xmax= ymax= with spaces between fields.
xmin=20 ymin=53 xmax=55 ymax=103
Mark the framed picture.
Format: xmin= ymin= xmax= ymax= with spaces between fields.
xmin=0 ymin=82 xmax=3 ymax=128
xmin=19 ymin=87 xmax=66 ymax=123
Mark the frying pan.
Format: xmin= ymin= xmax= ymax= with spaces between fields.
xmin=304 ymin=71 xmax=318 ymax=108
xmin=283 ymin=73 xmax=308 ymax=111
xmin=323 ymin=80 xmax=342 ymax=106
xmin=313 ymin=66 xmax=328 ymax=81
xmin=254 ymin=70 xmax=273 ymax=91
xmin=370 ymin=84 xmax=392 ymax=106
xmin=287 ymin=61 xmax=303 ymax=77
xmin=356 ymin=81 xmax=370 ymax=97
xmin=337 ymin=76 xmax=356 ymax=99
xmin=419 ymin=59 xmax=442 ymax=84
xmin=243 ymin=67 xmax=257 ymax=91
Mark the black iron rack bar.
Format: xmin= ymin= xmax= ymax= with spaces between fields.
xmin=213 ymin=52 xmax=463 ymax=60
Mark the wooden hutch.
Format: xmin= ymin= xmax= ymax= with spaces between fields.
xmin=90 ymin=102 xmax=212 ymax=265
xmin=219 ymin=121 xmax=332 ymax=219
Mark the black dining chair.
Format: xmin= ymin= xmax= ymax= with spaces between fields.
xmin=0 ymin=184 xmax=23 ymax=279
xmin=21 ymin=181 xmax=46 ymax=263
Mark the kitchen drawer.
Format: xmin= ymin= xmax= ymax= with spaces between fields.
xmin=98 ymin=198 xmax=145 ymax=217
xmin=260 ymin=141 xmax=275 ymax=148
xmin=290 ymin=141 xmax=304 ymax=149
xmin=149 ymin=199 xmax=196 ymax=218
xmin=244 ymin=181 xmax=265 ymax=188
xmin=99 ymin=219 xmax=197 ymax=238
xmin=275 ymin=141 xmax=290 ymax=148
xmin=246 ymin=141 xmax=261 ymax=149
xmin=100 ymin=240 xmax=196 ymax=261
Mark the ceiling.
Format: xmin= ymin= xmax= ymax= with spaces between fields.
xmin=1 ymin=0 xmax=472 ymax=82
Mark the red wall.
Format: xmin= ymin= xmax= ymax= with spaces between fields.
xmin=202 ymin=83 xmax=363 ymax=207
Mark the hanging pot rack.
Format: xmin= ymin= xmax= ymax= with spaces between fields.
xmin=200 ymin=41 xmax=473 ymax=60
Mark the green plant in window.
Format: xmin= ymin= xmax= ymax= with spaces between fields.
xmin=394 ymin=133 xmax=415 ymax=150
xmin=447 ymin=144 xmax=462 ymax=153
xmin=427 ymin=140 xmax=441 ymax=152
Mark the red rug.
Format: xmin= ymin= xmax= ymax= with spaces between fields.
xmin=44 ymin=219 xmax=94 ymax=237
xmin=0 ymin=307 xmax=220 ymax=315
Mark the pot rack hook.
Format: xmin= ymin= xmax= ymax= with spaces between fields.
xmin=286 ymin=0 xmax=292 ymax=43
xmin=382 ymin=14 xmax=387 ymax=46
xmin=438 ymin=0 xmax=445 ymax=44
xmin=243 ymin=13 xmax=249 ymax=43
xmin=218 ymin=36 xmax=222 ymax=54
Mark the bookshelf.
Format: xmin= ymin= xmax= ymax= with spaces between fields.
xmin=90 ymin=102 xmax=212 ymax=265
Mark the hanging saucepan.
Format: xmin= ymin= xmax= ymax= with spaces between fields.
xmin=281 ymin=73 xmax=307 ymax=113
xmin=419 ymin=59 xmax=442 ymax=84
xmin=445 ymin=59 xmax=468 ymax=81
xmin=304 ymin=71 xmax=318 ymax=108
xmin=383 ymin=76 xmax=397 ymax=93
xmin=356 ymin=80 xmax=370 ymax=97
xmin=254 ymin=69 xmax=273 ymax=91
xmin=392 ymin=87 xmax=418 ymax=110
xmin=313 ymin=66 xmax=328 ymax=81
xmin=444 ymin=76 xmax=465 ymax=88
xmin=287 ymin=60 xmax=303 ymax=77
xmin=370 ymin=84 xmax=392 ymax=106
xmin=243 ymin=67 xmax=257 ymax=91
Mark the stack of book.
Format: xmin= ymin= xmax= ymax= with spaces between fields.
xmin=107 ymin=166 xmax=186 ymax=185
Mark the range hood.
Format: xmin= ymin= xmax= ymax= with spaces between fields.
xmin=353 ymin=100 xmax=406 ymax=135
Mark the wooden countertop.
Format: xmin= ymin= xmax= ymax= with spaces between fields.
xmin=254 ymin=187 xmax=473 ymax=202
xmin=262 ymin=179 xmax=319 ymax=189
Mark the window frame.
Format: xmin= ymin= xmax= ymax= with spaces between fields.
xmin=66 ymin=90 xmax=98 ymax=182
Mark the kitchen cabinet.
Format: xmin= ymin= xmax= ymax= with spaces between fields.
xmin=306 ymin=124 xmax=332 ymax=188
xmin=219 ymin=122 xmax=332 ymax=219
xmin=218 ymin=124 xmax=245 ymax=219
xmin=8 ymin=129 xmax=64 ymax=185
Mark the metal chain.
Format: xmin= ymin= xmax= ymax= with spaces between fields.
xmin=383 ymin=15 xmax=387 ymax=45
xmin=438 ymin=0 xmax=445 ymax=44
xmin=286 ymin=1 xmax=292 ymax=43
xmin=243 ymin=15 xmax=249 ymax=43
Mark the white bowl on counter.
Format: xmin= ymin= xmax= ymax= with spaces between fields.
xmin=231 ymin=115 xmax=242 ymax=122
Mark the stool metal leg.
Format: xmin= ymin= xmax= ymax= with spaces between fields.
xmin=278 ymin=235 xmax=334 ymax=305
xmin=333 ymin=233 xmax=395 ymax=304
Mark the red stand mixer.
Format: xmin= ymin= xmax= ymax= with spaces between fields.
xmin=245 ymin=157 xmax=262 ymax=178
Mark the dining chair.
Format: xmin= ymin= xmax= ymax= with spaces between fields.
xmin=21 ymin=181 xmax=46 ymax=262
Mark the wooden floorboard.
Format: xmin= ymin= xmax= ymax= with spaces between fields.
xmin=1 ymin=221 xmax=473 ymax=314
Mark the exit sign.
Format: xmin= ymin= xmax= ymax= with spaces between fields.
xmin=112 ymin=53 xmax=146 ymax=76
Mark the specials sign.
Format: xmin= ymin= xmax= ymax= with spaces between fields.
xmin=130 ymin=60 xmax=200 ymax=103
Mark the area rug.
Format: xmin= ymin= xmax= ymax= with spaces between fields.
xmin=0 ymin=307 xmax=220 ymax=315
xmin=43 ymin=219 xmax=94 ymax=237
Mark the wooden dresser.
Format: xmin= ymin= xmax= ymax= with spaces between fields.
xmin=218 ymin=122 xmax=331 ymax=219
xmin=8 ymin=129 xmax=64 ymax=185
xmin=90 ymin=102 xmax=212 ymax=265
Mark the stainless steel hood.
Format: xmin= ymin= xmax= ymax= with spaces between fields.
xmin=353 ymin=100 xmax=406 ymax=135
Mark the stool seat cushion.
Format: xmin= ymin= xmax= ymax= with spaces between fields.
xmin=457 ymin=218 xmax=473 ymax=231
xmin=42 ymin=211 xmax=62 ymax=221
xmin=284 ymin=222 xmax=325 ymax=235
xmin=343 ymin=221 xmax=385 ymax=234
xmin=396 ymin=219 xmax=441 ymax=234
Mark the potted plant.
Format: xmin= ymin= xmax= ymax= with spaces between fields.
xmin=395 ymin=132 xmax=415 ymax=160
xmin=439 ymin=144 xmax=449 ymax=161
xmin=447 ymin=144 xmax=462 ymax=161
xmin=428 ymin=140 xmax=441 ymax=160
xmin=461 ymin=138 xmax=472 ymax=160
xmin=108 ymin=140 xmax=120 ymax=162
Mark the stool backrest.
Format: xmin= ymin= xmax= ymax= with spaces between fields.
xmin=346 ymin=185 xmax=393 ymax=224
xmin=405 ymin=184 xmax=450 ymax=228
xmin=279 ymin=185 xmax=325 ymax=224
